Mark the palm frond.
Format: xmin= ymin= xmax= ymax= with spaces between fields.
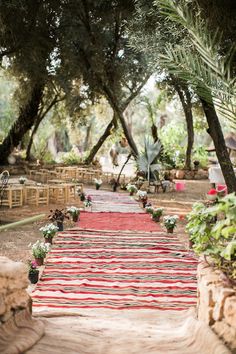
xmin=155 ymin=0 xmax=236 ymax=123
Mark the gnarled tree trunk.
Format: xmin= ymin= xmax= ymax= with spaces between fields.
xmin=85 ymin=117 xmax=114 ymax=165
xmin=106 ymin=94 xmax=139 ymax=157
xmin=25 ymin=93 xmax=62 ymax=161
xmin=175 ymin=84 xmax=194 ymax=170
xmin=0 ymin=83 xmax=44 ymax=165
xmin=201 ymin=98 xmax=236 ymax=193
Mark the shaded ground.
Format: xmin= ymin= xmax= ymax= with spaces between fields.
xmin=0 ymin=179 xmax=210 ymax=264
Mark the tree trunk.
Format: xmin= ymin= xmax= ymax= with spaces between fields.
xmin=108 ymin=97 xmax=138 ymax=157
xmin=83 ymin=121 xmax=93 ymax=152
xmin=151 ymin=124 xmax=158 ymax=143
xmin=84 ymin=118 xmax=114 ymax=165
xmin=100 ymin=84 xmax=139 ymax=157
xmin=116 ymin=153 xmax=132 ymax=185
xmin=25 ymin=93 xmax=62 ymax=161
xmin=175 ymin=84 xmax=194 ymax=170
xmin=184 ymin=89 xmax=194 ymax=170
xmin=26 ymin=115 xmax=44 ymax=161
xmin=201 ymin=98 xmax=236 ymax=193
xmin=0 ymin=83 xmax=44 ymax=165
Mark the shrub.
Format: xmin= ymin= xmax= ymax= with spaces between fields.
xmin=61 ymin=151 xmax=81 ymax=165
xmin=186 ymin=194 xmax=236 ymax=281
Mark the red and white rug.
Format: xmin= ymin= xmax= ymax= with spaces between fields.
xmin=32 ymin=213 xmax=197 ymax=313
xmin=31 ymin=189 xmax=197 ymax=313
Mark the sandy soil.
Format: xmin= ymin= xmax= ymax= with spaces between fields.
xmin=0 ymin=179 xmax=210 ymax=264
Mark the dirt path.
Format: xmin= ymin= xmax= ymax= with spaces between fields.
xmin=27 ymin=309 xmax=229 ymax=354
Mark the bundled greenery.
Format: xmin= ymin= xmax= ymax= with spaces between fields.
xmin=186 ymin=194 xmax=236 ymax=281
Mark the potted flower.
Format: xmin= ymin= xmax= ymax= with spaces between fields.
xmin=39 ymin=223 xmax=59 ymax=243
xmin=152 ymin=208 xmax=164 ymax=222
xmin=94 ymin=178 xmax=103 ymax=190
xmin=84 ymin=195 xmax=92 ymax=208
xmin=145 ymin=204 xmax=153 ymax=214
xmin=137 ymin=190 xmax=148 ymax=208
xmin=19 ymin=176 xmax=26 ymax=184
xmin=67 ymin=206 xmax=80 ymax=222
xmin=163 ymin=215 xmax=179 ymax=233
xmin=31 ymin=240 xmax=50 ymax=266
xmin=120 ymin=183 xmax=127 ymax=191
xmin=109 ymin=178 xmax=118 ymax=192
xmin=206 ymin=188 xmax=218 ymax=201
xmin=48 ymin=209 xmax=69 ymax=231
xmin=79 ymin=192 xmax=86 ymax=201
xmin=28 ymin=260 xmax=39 ymax=284
xmin=216 ymin=185 xmax=227 ymax=197
xmin=126 ymin=184 xmax=138 ymax=196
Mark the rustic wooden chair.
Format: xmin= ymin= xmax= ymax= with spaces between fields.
xmin=49 ymin=185 xmax=67 ymax=204
xmin=1 ymin=186 xmax=23 ymax=208
xmin=25 ymin=185 xmax=49 ymax=206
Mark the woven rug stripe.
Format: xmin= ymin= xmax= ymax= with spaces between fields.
xmin=32 ymin=189 xmax=197 ymax=313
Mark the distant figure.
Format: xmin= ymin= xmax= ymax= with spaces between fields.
xmin=109 ymin=138 xmax=129 ymax=166
xmin=160 ymin=114 xmax=167 ymax=129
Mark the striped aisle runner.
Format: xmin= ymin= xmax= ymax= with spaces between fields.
xmin=32 ymin=226 xmax=197 ymax=313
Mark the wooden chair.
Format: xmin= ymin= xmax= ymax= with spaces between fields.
xmin=49 ymin=185 xmax=67 ymax=204
xmin=1 ymin=186 xmax=23 ymax=208
xmin=64 ymin=183 xmax=76 ymax=202
xmin=103 ymin=172 xmax=113 ymax=183
xmin=75 ymin=169 xmax=84 ymax=182
xmin=28 ymin=170 xmax=38 ymax=181
xmin=25 ymin=186 xmax=49 ymax=206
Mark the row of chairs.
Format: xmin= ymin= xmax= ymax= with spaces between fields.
xmin=28 ymin=167 xmax=102 ymax=184
xmin=1 ymin=183 xmax=82 ymax=208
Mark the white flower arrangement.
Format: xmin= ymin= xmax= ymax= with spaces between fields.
xmin=19 ymin=176 xmax=26 ymax=184
xmin=67 ymin=206 xmax=80 ymax=216
xmin=39 ymin=223 xmax=59 ymax=238
xmin=126 ymin=184 xmax=138 ymax=193
xmin=94 ymin=178 xmax=103 ymax=186
xmin=163 ymin=215 xmax=179 ymax=229
xmin=137 ymin=190 xmax=147 ymax=200
xmin=31 ymin=240 xmax=50 ymax=258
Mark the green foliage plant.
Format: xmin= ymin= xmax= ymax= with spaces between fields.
xmin=186 ymin=193 xmax=236 ymax=281
xmin=61 ymin=151 xmax=81 ymax=165
xmin=192 ymin=146 xmax=208 ymax=169
xmin=159 ymin=122 xmax=186 ymax=168
xmin=152 ymin=208 xmax=164 ymax=222
xmin=137 ymin=137 xmax=162 ymax=182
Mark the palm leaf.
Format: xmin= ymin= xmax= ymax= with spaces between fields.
xmin=155 ymin=0 xmax=236 ymax=123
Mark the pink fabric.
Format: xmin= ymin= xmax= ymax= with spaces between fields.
xmin=78 ymin=211 xmax=161 ymax=231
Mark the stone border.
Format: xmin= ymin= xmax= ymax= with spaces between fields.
xmin=0 ymin=256 xmax=45 ymax=353
xmin=197 ymin=261 xmax=236 ymax=352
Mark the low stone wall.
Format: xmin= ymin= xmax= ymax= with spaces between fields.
xmin=0 ymin=256 xmax=44 ymax=354
xmin=197 ymin=261 xmax=236 ymax=352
